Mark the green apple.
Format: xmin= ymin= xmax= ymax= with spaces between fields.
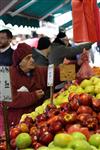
xmin=96 ymin=93 xmax=100 ymax=99
xmin=94 ymin=85 xmax=100 ymax=94
xmin=20 ymin=148 xmax=34 ymax=150
xmin=90 ymin=76 xmax=100 ymax=85
xmin=91 ymin=145 xmax=98 ymax=150
xmin=80 ymin=79 xmax=92 ymax=88
xmin=30 ymin=111 xmax=38 ymax=120
xmin=68 ymin=85 xmax=77 ymax=92
xmin=84 ymin=85 xmax=94 ymax=94
xmin=20 ymin=114 xmax=28 ymax=122
xmin=89 ymin=134 xmax=100 ymax=147
xmin=16 ymin=133 xmax=32 ymax=149
xmin=71 ymin=132 xmax=87 ymax=141
xmin=62 ymin=147 xmax=73 ymax=150
xmin=49 ymin=147 xmax=62 ymax=150
xmin=75 ymin=86 xmax=84 ymax=94
xmin=35 ymin=105 xmax=44 ymax=114
xmin=53 ymin=91 xmax=69 ymax=106
xmin=54 ymin=133 xmax=73 ymax=147
xmin=37 ymin=146 xmax=49 ymax=150
xmin=68 ymin=139 xmax=92 ymax=150
xmin=48 ymin=142 xmax=55 ymax=148
xmin=42 ymin=99 xmax=50 ymax=109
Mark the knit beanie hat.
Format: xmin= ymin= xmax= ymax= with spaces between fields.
xmin=56 ymin=31 xmax=66 ymax=39
xmin=37 ymin=37 xmax=51 ymax=50
xmin=13 ymin=43 xmax=32 ymax=66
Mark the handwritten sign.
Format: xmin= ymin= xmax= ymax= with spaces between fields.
xmin=0 ymin=66 xmax=12 ymax=102
xmin=60 ymin=64 xmax=76 ymax=81
xmin=47 ymin=64 xmax=54 ymax=87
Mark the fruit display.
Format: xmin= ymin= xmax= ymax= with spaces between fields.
xmin=1 ymin=76 xmax=100 ymax=150
xmin=20 ymin=76 xmax=100 ymax=123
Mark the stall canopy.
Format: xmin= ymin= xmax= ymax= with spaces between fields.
xmin=0 ymin=0 xmax=71 ymax=27
xmin=0 ymin=0 xmax=100 ymax=28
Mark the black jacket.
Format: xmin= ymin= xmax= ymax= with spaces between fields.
xmin=0 ymin=47 xmax=14 ymax=66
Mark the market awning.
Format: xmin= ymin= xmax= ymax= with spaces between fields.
xmin=0 ymin=0 xmax=100 ymax=28
xmin=0 ymin=0 xmax=71 ymax=27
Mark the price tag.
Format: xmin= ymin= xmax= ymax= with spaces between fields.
xmin=47 ymin=64 xmax=54 ymax=87
xmin=0 ymin=66 xmax=12 ymax=102
xmin=60 ymin=64 xmax=76 ymax=81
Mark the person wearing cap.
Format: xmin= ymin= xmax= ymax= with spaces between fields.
xmin=0 ymin=43 xmax=60 ymax=130
xmin=0 ymin=29 xmax=14 ymax=66
xmin=32 ymin=36 xmax=51 ymax=66
xmin=48 ymin=31 xmax=92 ymax=66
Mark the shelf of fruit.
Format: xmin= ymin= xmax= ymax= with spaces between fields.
xmin=1 ymin=76 xmax=100 ymax=150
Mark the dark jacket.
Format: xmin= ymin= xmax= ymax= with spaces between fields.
xmin=48 ymin=43 xmax=92 ymax=65
xmin=32 ymin=48 xmax=49 ymax=66
xmin=0 ymin=47 xmax=14 ymax=66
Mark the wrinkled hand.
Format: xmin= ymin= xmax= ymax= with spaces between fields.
xmin=35 ymin=89 xmax=44 ymax=99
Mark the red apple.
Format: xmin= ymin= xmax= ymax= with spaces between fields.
xmin=46 ymin=109 xmax=60 ymax=118
xmin=48 ymin=120 xmax=63 ymax=133
xmin=45 ymin=104 xmax=56 ymax=111
xmin=60 ymin=102 xmax=69 ymax=112
xmin=97 ymin=112 xmax=100 ymax=123
xmin=92 ymin=98 xmax=100 ymax=112
xmin=36 ymin=113 xmax=47 ymax=123
xmin=80 ymin=127 xmax=90 ymax=140
xmin=33 ymin=142 xmax=43 ymax=150
xmin=10 ymin=127 xmax=20 ymax=139
xmin=24 ymin=116 xmax=34 ymax=128
xmin=39 ymin=131 xmax=53 ymax=145
xmin=77 ymin=113 xmax=91 ymax=121
xmin=68 ymin=93 xmax=77 ymax=101
xmin=69 ymin=98 xmax=81 ymax=111
xmin=31 ymin=134 xmax=38 ymax=144
xmin=10 ymin=138 xmax=16 ymax=149
xmin=85 ymin=117 xmax=98 ymax=130
xmin=38 ymin=125 xmax=49 ymax=135
xmin=79 ymin=93 xmax=92 ymax=106
xmin=77 ymin=106 xmax=93 ymax=114
xmin=30 ymin=126 xmax=38 ymax=136
xmin=67 ymin=124 xmax=81 ymax=134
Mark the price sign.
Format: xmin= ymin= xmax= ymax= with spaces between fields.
xmin=60 ymin=64 xmax=76 ymax=81
xmin=47 ymin=64 xmax=54 ymax=87
xmin=0 ymin=66 xmax=12 ymax=102
xmin=47 ymin=64 xmax=54 ymax=104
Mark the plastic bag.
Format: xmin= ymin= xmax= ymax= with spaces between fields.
xmin=77 ymin=49 xmax=94 ymax=80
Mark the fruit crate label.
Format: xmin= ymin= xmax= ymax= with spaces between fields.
xmin=47 ymin=64 xmax=54 ymax=86
xmin=0 ymin=66 xmax=12 ymax=102
xmin=60 ymin=64 xmax=76 ymax=81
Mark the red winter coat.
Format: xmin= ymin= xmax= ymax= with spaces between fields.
xmin=0 ymin=66 xmax=60 ymax=134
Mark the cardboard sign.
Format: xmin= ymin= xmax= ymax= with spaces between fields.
xmin=47 ymin=64 xmax=54 ymax=87
xmin=0 ymin=66 xmax=12 ymax=102
xmin=60 ymin=64 xmax=76 ymax=81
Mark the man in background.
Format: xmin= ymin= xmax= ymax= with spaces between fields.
xmin=0 ymin=29 xmax=13 ymax=66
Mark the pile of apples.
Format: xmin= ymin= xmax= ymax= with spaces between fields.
xmin=7 ymin=90 xmax=100 ymax=149
xmin=20 ymin=76 xmax=100 ymax=122
xmin=1 ymin=76 xmax=100 ymax=150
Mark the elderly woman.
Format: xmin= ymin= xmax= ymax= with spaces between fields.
xmin=0 ymin=43 xmax=60 ymax=133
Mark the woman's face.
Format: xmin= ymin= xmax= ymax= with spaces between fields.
xmin=19 ymin=54 xmax=36 ymax=72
